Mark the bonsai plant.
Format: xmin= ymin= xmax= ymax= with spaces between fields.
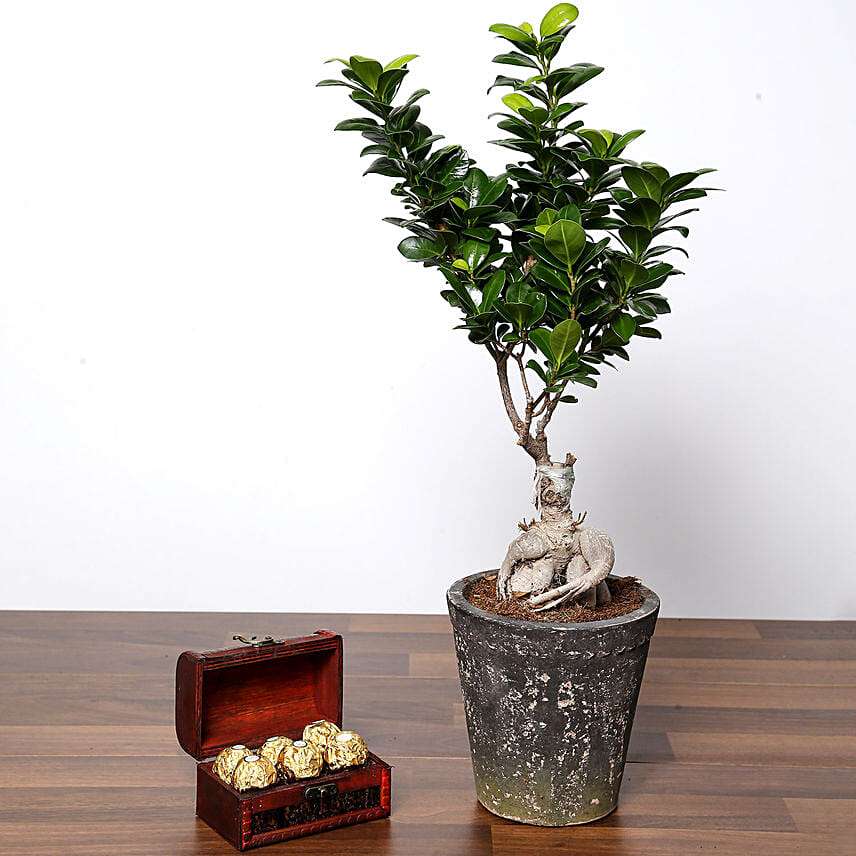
xmin=321 ymin=3 xmax=713 ymax=827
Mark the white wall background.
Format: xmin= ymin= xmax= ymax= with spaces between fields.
xmin=1 ymin=1 xmax=854 ymax=618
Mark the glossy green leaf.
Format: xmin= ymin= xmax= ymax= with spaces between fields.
xmin=501 ymin=93 xmax=534 ymax=113
xmin=493 ymin=52 xmax=541 ymax=69
xmin=397 ymin=236 xmax=443 ymax=260
xmin=481 ymin=174 xmax=508 ymax=206
xmin=527 ymin=328 xmax=553 ymax=359
xmin=536 ymin=209 xmax=558 ymax=228
xmin=611 ymin=313 xmax=636 ymax=342
xmin=550 ymin=319 xmax=582 ymax=366
xmin=621 ymin=198 xmax=660 ymax=228
xmin=577 ymin=129 xmax=608 ymax=156
xmin=544 ymin=219 xmax=586 ymax=266
xmin=363 ymin=157 xmax=403 ymax=177
xmin=489 ymin=23 xmax=536 ymax=46
xmin=619 ymin=225 xmax=653 ymax=258
xmin=634 ymin=326 xmax=662 ymax=339
xmin=498 ymin=302 xmax=531 ymax=329
xmin=384 ymin=54 xmax=418 ymax=70
xmin=334 ymin=118 xmax=379 ymax=132
xmin=519 ymin=106 xmax=549 ymax=124
xmin=481 ymin=270 xmax=505 ymax=311
xmin=540 ymin=3 xmax=579 ymax=37
xmin=610 ymin=128 xmax=645 ymax=154
xmin=461 ymin=168 xmax=489 ymax=206
xmin=349 ymin=56 xmax=383 ymax=90
xmin=620 ymin=260 xmax=649 ymax=287
xmin=622 ymin=166 xmax=662 ymax=201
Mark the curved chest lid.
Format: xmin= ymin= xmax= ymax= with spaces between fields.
xmin=175 ymin=630 xmax=343 ymax=760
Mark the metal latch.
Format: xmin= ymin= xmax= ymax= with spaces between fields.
xmin=232 ymin=634 xmax=284 ymax=648
xmin=304 ymin=783 xmax=338 ymax=811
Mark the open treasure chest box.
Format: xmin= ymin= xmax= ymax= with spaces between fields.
xmin=175 ymin=630 xmax=391 ymax=850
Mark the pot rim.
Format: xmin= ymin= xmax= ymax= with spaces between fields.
xmin=447 ymin=571 xmax=659 ymax=632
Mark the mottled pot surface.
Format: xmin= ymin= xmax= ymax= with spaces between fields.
xmin=447 ymin=573 xmax=659 ymax=826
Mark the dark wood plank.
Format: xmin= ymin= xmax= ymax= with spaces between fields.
xmin=754 ymin=621 xmax=856 ymax=640
xmin=649 ymin=636 xmax=856 ymax=661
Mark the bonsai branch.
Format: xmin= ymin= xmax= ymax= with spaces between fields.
xmin=491 ymin=345 xmax=554 ymax=466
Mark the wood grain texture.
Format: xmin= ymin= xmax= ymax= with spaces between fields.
xmin=0 ymin=611 xmax=853 ymax=854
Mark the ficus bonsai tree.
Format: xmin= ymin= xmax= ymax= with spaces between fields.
xmin=321 ymin=4 xmax=714 ymax=611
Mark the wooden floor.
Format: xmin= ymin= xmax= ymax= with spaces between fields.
xmin=0 ymin=612 xmax=854 ymax=855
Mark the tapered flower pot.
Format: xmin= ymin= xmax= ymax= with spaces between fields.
xmin=447 ymin=572 xmax=659 ymax=825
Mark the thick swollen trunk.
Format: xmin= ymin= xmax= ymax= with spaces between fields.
xmin=497 ymin=463 xmax=616 ymax=611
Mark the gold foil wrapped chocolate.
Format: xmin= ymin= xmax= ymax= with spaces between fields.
xmin=231 ymin=753 xmax=277 ymax=792
xmin=278 ymin=739 xmax=324 ymax=780
xmin=258 ymin=735 xmax=293 ymax=770
xmin=302 ymin=719 xmax=341 ymax=751
xmin=212 ymin=744 xmax=251 ymax=784
xmin=324 ymin=730 xmax=368 ymax=770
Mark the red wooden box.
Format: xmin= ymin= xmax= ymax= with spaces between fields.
xmin=175 ymin=630 xmax=391 ymax=850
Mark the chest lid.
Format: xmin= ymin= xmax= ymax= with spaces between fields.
xmin=175 ymin=630 xmax=343 ymax=760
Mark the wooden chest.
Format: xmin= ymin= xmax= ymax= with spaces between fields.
xmin=175 ymin=630 xmax=391 ymax=850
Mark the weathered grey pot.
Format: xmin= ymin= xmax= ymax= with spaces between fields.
xmin=447 ymin=572 xmax=659 ymax=826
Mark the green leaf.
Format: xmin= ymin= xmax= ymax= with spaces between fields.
xmin=363 ymin=156 xmax=403 ymax=177
xmin=384 ymin=54 xmax=418 ymax=70
xmin=316 ymin=79 xmax=357 ymax=89
xmin=620 ymin=260 xmax=649 ymax=287
xmin=550 ymin=319 xmax=582 ymax=366
xmin=662 ymin=169 xmax=716 ymax=197
xmin=498 ymin=301 xmax=532 ymax=329
xmin=349 ymin=56 xmax=383 ymax=90
xmin=481 ymin=174 xmax=508 ymax=205
xmin=404 ymin=88 xmax=430 ymax=107
xmin=622 ymin=166 xmax=662 ymax=202
xmin=526 ymin=358 xmax=549 ymax=382
xmin=642 ymin=162 xmax=670 ymax=184
xmin=540 ymin=3 xmax=579 ymax=37
xmin=536 ymin=209 xmax=558 ymax=228
xmin=527 ymin=328 xmax=553 ymax=361
xmin=519 ymin=106 xmax=549 ymax=124
xmin=452 ymin=259 xmax=470 ymax=271
xmin=501 ymin=93 xmax=534 ymax=113
xmin=621 ymin=198 xmax=660 ymax=228
xmin=577 ymin=129 xmax=608 ymax=156
xmin=610 ymin=128 xmax=645 ymax=154
xmin=519 ymin=21 xmax=534 ymax=34
xmin=397 ymin=236 xmax=443 ymax=260
xmin=619 ymin=225 xmax=653 ymax=258
xmin=459 ymin=238 xmax=491 ymax=271
xmin=611 ymin=313 xmax=636 ymax=342
xmin=544 ymin=219 xmax=586 ymax=266
xmin=489 ymin=24 xmax=537 ymax=48
xmin=461 ymin=168 xmax=489 ymax=206
xmin=493 ymin=52 xmax=541 ymax=69
xmin=334 ymin=118 xmax=379 ymax=132
xmin=481 ymin=270 xmax=506 ymax=311
xmin=530 ymin=262 xmax=570 ymax=293
xmin=634 ymin=326 xmax=662 ymax=339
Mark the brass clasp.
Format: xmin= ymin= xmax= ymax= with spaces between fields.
xmin=304 ymin=783 xmax=338 ymax=810
xmin=232 ymin=634 xmax=284 ymax=648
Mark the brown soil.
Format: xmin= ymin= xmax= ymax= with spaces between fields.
xmin=465 ymin=575 xmax=644 ymax=623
